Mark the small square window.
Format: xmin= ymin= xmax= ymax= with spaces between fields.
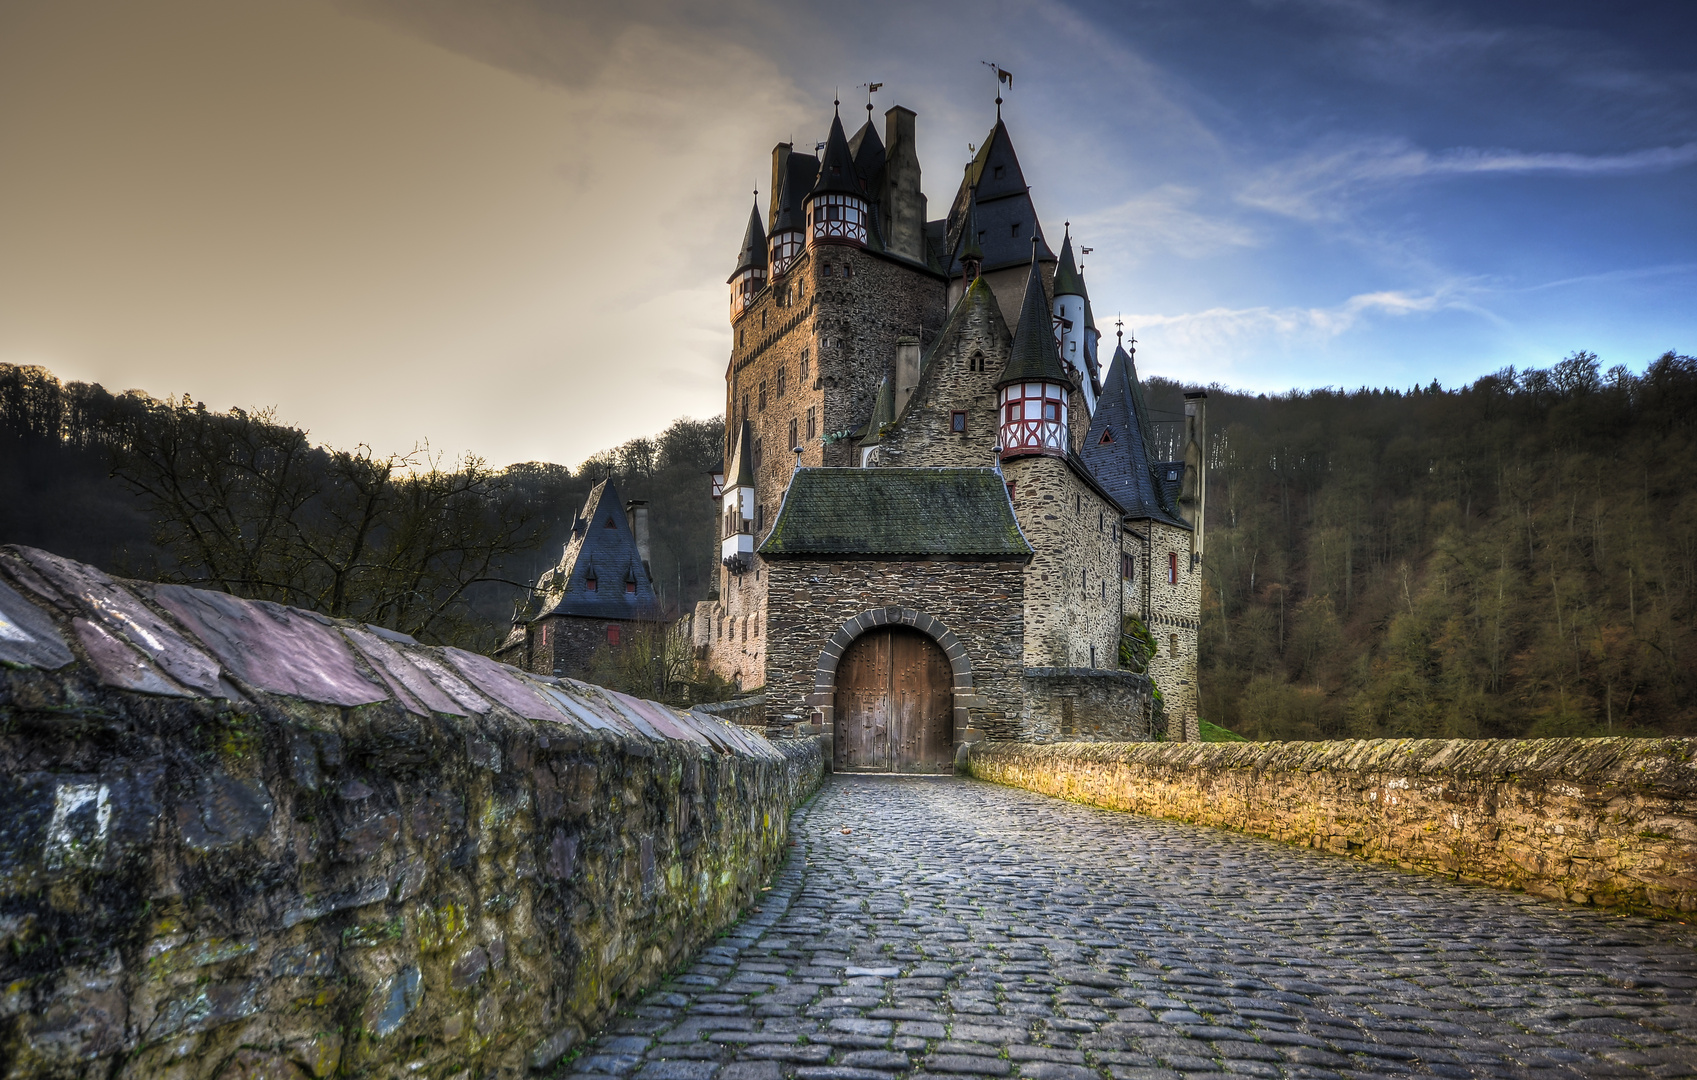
xmin=1005 ymin=481 xmax=1016 ymax=501
xmin=993 ymin=165 xmax=1005 ymax=180
xmin=951 ymin=411 xmax=967 ymax=433
xmin=1010 ymin=222 xmax=1021 ymax=238
xmin=625 ymin=580 xmax=636 ymax=595
xmin=585 ymin=576 xmax=598 ymax=592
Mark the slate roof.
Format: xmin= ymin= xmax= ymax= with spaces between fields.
xmin=772 ymin=152 xmax=818 ymax=235
xmin=535 ymin=479 xmax=663 ymax=620
xmin=998 ymin=251 xmax=1074 ymax=390
xmin=943 ymin=118 xmax=1055 ymax=275
xmin=1053 ymin=231 xmax=1085 ymax=298
xmin=758 ymin=468 xmax=1032 ymax=558
xmin=811 ymin=109 xmax=865 ymax=198
xmin=729 ymin=200 xmax=766 ymax=281
xmin=1079 ymin=341 xmax=1189 ymax=529
xmin=728 ymin=419 xmax=755 ymax=488
xmin=849 ymin=117 xmax=885 ymax=185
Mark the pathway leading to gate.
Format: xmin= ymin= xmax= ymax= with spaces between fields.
xmin=573 ymin=775 xmax=1697 ymax=1080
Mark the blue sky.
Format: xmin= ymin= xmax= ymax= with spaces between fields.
xmin=1 ymin=0 xmax=1691 ymax=466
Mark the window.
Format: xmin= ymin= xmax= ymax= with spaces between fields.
xmin=1006 ymin=481 xmax=1016 ymax=501
xmin=1171 ymin=633 xmax=1179 ymax=656
xmin=1076 ymin=493 xmax=1082 ymax=513
xmin=738 ymin=329 xmax=744 ymax=347
xmin=1122 ymin=553 xmax=1134 ymax=580
xmin=607 ymin=624 xmax=620 ymax=645
xmin=843 ymin=263 xmax=853 ymax=279
xmin=951 ymin=411 xmax=967 ymax=433
xmin=800 ymin=350 xmax=810 ymax=384
xmin=759 ymin=382 xmax=767 ymax=410
xmin=777 ymin=365 xmax=787 ymax=397
xmin=1081 ymin=569 xmax=1087 ymax=596
xmin=1099 ymin=428 xmax=1114 ymax=444
xmin=753 ymin=438 xmax=763 ymax=469
xmin=1090 ymin=644 xmax=1096 ymax=668
xmin=1100 ymin=580 xmax=1106 ymax=599
xmin=604 ymin=516 xmax=616 ymax=528
xmin=761 ymin=310 xmax=767 ymax=328
xmin=1010 ymin=222 xmax=1022 ymax=238
xmin=788 ymin=417 xmax=798 ymax=451
xmin=1099 ymin=511 xmax=1104 ymax=531
xmin=993 ymin=165 xmax=1005 ymax=180
xmin=969 ymin=352 xmax=982 ymax=372
xmin=585 ymin=575 xmax=598 ymax=592
xmin=806 ymin=406 xmax=817 ymax=440
xmin=822 ymin=263 xmax=833 ymax=277
xmin=1168 ymin=552 xmax=1178 ymax=584
xmin=741 ymin=393 xmax=749 ymax=419
xmin=626 ymin=580 xmax=636 ymax=595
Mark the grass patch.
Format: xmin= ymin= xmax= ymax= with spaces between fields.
xmin=1199 ymin=720 xmax=1248 ymax=742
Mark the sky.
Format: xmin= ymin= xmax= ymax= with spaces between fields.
xmin=1 ymin=0 xmax=1693 ymax=469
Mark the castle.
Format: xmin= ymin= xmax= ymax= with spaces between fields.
xmin=689 ymin=97 xmax=1207 ymax=770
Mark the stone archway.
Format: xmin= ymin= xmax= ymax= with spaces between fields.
xmin=808 ymin=607 xmax=972 ymax=773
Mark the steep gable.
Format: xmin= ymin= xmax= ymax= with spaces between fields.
xmin=536 ymin=479 xmax=663 ymax=620
xmin=1079 ymin=342 xmax=1188 ymax=528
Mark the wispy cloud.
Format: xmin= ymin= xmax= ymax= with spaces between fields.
xmin=1074 ymin=185 xmax=1258 ymax=260
xmin=1241 ymin=138 xmax=1697 ymax=221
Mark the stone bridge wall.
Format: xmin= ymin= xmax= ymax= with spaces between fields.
xmin=966 ymin=737 xmax=1697 ymax=917
xmin=0 ymin=545 xmax=823 ymax=1080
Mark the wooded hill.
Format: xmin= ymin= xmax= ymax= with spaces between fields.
xmin=6 ymin=351 xmax=1695 ymax=739
xmin=0 ymin=364 xmax=722 ymax=652
xmin=1146 ymin=350 xmax=1697 ymax=740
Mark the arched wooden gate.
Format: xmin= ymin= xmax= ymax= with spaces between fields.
xmin=834 ymin=626 xmax=953 ymax=773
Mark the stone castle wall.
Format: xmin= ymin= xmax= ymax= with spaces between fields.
xmin=1005 ymin=455 xmax=1124 ymax=672
xmin=762 ymin=558 xmax=1027 ymax=740
xmin=967 ymin=737 xmax=1697 ymax=916
xmin=874 ymin=280 xmax=1009 ymax=469
xmin=1135 ymin=519 xmax=1202 ymax=740
xmin=0 ymin=547 xmax=822 ymax=1080
xmin=1020 ymin=668 xmax=1154 ymax=741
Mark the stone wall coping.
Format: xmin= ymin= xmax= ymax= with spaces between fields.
xmin=971 ymin=737 xmax=1697 ymax=797
xmin=1023 ymin=667 xmax=1151 ymax=683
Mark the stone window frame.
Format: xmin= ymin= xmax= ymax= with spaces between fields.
xmin=951 ymin=410 xmax=967 ymax=434
xmin=805 ymin=605 xmax=975 ymax=748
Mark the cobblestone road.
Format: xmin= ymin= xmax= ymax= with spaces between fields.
xmin=575 ymin=775 xmax=1697 ymax=1080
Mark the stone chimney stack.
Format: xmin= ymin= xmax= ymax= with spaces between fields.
xmin=894 ymin=337 xmax=922 ymax=416
xmin=883 ymin=106 xmax=923 ymax=261
xmin=626 ymin=500 xmax=652 ymax=576
xmin=1180 ymin=392 xmax=1208 ymax=560
xmin=768 ymin=142 xmax=792 ymax=228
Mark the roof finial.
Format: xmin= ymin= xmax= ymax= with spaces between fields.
xmin=1115 ymin=316 xmax=1123 ymax=342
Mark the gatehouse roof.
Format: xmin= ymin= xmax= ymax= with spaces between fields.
xmin=759 ymin=468 xmax=1031 ymax=559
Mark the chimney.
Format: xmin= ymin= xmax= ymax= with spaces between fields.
xmin=1180 ymin=393 xmax=1208 ymax=560
xmin=882 ymin=106 xmax=923 ymax=261
xmin=894 ymin=337 xmax=922 ymax=416
xmin=626 ymin=500 xmax=652 ymax=576
xmin=768 ymin=143 xmax=792 ymax=229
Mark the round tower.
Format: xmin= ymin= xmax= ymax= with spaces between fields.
xmin=806 ymin=105 xmax=869 ymax=247
xmin=998 ymin=241 xmax=1075 ymax=460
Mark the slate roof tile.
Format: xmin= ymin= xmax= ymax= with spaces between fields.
xmin=758 ymin=468 xmax=1031 ymax=558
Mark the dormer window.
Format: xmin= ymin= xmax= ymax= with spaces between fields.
xmin=1099 ymin=427 xmax=1114 ymax=444
xmin=626 ymin=580 xmax=637 ymax=595
xmin=1010 ymin=222 xmax=1022 ymax=238
xmin=585 ymin=575 xmax=598 ymax=592
xmin=605 ymin=516 xmax=616 ymax=528
xmin=993 ymin=165 xmax=1005 ymax=180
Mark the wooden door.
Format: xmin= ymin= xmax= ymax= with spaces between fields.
xmin=834 ymin=627 xmax=952 ymax=773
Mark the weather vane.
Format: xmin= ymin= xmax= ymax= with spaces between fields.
xmin=980 ymin=61 xmax=1013 ymax=115
xmin=858 ymin=81 xmax=883 ymax=119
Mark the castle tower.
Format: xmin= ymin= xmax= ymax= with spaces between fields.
xmin=806 ymin=106 xmax=871 ymax=248
xmin=729 ymin=199 xmax=767 ymax=320
xmin=1051 ymin=229 xmax=1098 ymax=418
xmin=997 ymin=245 xmax=1074 ymax=460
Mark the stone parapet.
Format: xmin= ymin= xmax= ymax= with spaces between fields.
xmin=1021 ymin=667 xmax=1153 ymax=741
xmin=966 ymin=737 xmax=1697 ymax=916
xmin=0 ymin=545 xmax=823 ymax=1080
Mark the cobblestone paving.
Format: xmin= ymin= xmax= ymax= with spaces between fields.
xmin=575 ymin=775 xmax=1697 ymax=1080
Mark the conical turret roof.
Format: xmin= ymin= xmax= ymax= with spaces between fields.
xmin=728 ymin=200 xmax=767 ymax=282
xmin=811 ymin=107 xmax=865 ymax=199
xmin=1053 ymin=230 xmax=1085 ymax=298
xmin=998 ymin=247 xmax=1074 ymax=390
xmin=1078 ymin=338 xmax=1187 ymax=528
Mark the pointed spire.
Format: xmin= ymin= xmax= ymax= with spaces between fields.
xmin=962 ymin=164 xmax=983 ymax=277
xmin=729 ymin=419 xmax=756 ymax=488
xmin=730 ymin=196 xmax=767 ymax=280
xmin=1053 ymin=227 xmax=1085 ymax=298
xmin=999 ymin=241 xmax=1074 ymax=390
xmin=811 ymin=105 xmax=864 ymax=198
xmin=859 ymin=376 xmax=896 ymax=447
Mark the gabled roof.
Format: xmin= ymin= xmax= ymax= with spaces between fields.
xmin=536 ymin=479 xmax=663 ymax=620
xmin=998 ymin=250 xmax=1074 ymax=390
xmin=944 ymin=117 xmax=1055 ymax=275
xmin=1053 ymin=230 xmax=1085 ymax=298
xmin=1079 ymin=341 xmax=1188 ymax=528
xmin=772 ymin=152 xmax=818 ymax=235
xmin=729 ymin=200 xmax=767 ymax=281
xmin=811 ymin=108 xmax=864 ymax=199
xmin=759 ymin=469 xmax=1031 ymax=558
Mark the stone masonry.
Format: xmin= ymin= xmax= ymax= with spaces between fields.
xmin=762 ymin=559 xmax=1027 ymax=739
xmin=1135 ymin=519 xmax=1202 ymax=740
xmin=572 ymin=774 xmax=1697 ymax=1080
xmin=1006 ymin=455 xmax=1124 ymax=673
xmin=968 ymin=737 xmax=1697 ymax=915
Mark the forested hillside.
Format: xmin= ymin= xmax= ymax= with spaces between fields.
xmin=1146 ymin=350 xmax=1697 ymax=740
xmin=0 ymin=365 xmax=722 ymax=650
